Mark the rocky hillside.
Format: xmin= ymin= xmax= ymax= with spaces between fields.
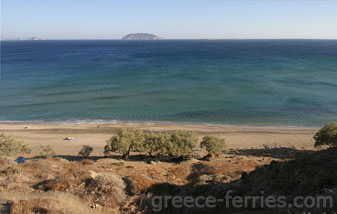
xmin=1 ymin=147 xmax=336 ymax=213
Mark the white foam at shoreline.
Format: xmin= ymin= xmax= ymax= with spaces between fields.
xmin=0 ymin=119 xmax=320 ymax=128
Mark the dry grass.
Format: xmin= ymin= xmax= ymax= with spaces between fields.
xmin=0 ymin=192 xmax=95 ymax=214
xmin=0 ymin=156 xmax=16 ymax=170
xmin=125 ymin=174 xmax=155 ymax=194
xmin=84 ymin=173 xmax=127 ymax=210
xmin=0 ymin=167 xmax=19 ymax=176
xmin=80 ymin=159 xmax=94 ymax=165
xmin=34 ymin=176 xmax=74 ymax=192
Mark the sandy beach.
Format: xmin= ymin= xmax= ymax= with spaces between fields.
xmin=0 ymin=122 xmax=318 ymax=157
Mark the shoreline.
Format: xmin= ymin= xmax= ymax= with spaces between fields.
xmin=0 ymin=119 xmax=322 ymax=129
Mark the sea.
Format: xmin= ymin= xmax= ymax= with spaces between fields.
xmin=1 ymin=40 xmax=337 ymax=127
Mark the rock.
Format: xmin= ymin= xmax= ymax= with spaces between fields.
xmin=90 ymin=203 xmax=103 ymax=210
xmin=89 ymin=170 xmax=99 ymax=179
xmin=197 ymin=174 xmax=229 ymax=184
xmin=146 ymin=160 xmax=157 ymax=165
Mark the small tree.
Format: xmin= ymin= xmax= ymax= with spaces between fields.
xmin=143 ymin=132 xmax=170 ymax=157
xmin=167 ymin=130 xmax=197 ymax=157
xmin=78 ymin=145 xmax=94 ymax=158
xmin=105 ymin=128 xmax=144 ymax=158
xmin=200 ymin=135 xmax=227 ymax=155
xmin=104 ymin=144 xmax=112 ymax=156
xmin=0 ymin=133 xmax=31 ymax=157
xmin=314 ymin=122 xmax=337 ymax=148
xmin=40 ymin=145 xmax=56 ymax=159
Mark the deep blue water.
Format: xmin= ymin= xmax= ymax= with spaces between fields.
xmin=1 ymin=40 xmax=337 ymax=126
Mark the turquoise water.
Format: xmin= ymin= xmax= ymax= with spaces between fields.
xmin=1 ymin=40 xmax=337 ymax=126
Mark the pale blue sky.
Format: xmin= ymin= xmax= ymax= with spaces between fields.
xmin=2 ymin=0 xmax=337 ymax=40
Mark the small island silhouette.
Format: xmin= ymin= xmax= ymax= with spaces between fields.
xmin=122 ymin=33 xmax=163 ymax=40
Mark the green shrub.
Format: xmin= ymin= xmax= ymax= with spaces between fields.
xmin=39 ymin=145 xmax=56 ymax=159
xmin=200 ymin=135 xmax=227 ymax=155
xmin=0 ymin=133 xmax=31 ymax=157
xmin=167 ymin=130 xmax=197 ymax=157
xmin=105 ymin=129 xmax=198 ymax=158
xmin=78 ymin=145 xmax=94 ymax=158
xmin=143 ymin=132 xmax=170 ymax=157
xmin=103 ymin=144 xmax=112 ymax=156
xmin=105 ymin=128 xmax=144 ymax=158
xmin=314 ymin=122 xmax=337 ymax=148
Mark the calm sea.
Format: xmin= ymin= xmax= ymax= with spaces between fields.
xmin=1 ymin=40 xmax=337 ymax=126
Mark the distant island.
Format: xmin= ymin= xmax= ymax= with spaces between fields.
xmin=5 ymin=37 xmax=43 ymax=41
xmin=122 ymin=33 xmax=163 ymax=40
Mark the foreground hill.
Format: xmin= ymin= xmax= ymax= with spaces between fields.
xmin=1 ymin=147 xmax=336 ymax=213
xmin=173 ymin=147 xmax=337 ymax=214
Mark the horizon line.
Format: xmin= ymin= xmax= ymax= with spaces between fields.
xmin=2 ymin=38 xmax=337 ymax=41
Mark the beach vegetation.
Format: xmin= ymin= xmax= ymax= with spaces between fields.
xmin=314 ymin=122 xmax=337 ymax=148
xmin=105 ymin=129 xmax=197 ymax=158
xmin=200 ymin=135 xmax=227 ymax=155
xmin=0 ymin=133 xmax=31 ymax=157
xmin=166 ymin=130 xmax=198 ymax=157
xmin=143 ymin=132 xmax=171 ymax=157
xmin=78 ymin=145 xmax=94 ymax=158
xmin=103 ymin=144 xmax=112 ymax=156
xmin=40 ymin=145 xmax=56 ymax=159
xmin=105 ymin=128 xmax=144 ymax=158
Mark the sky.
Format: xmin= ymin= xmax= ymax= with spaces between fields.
xmin=1 ymin=0 xmax=337 ymax=40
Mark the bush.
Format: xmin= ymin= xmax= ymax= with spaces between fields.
xmin=167 ymin=130 xmax=197 ymax=157
xmin=85 ymin=173 xmax=126 ymax=208
xmin=1 ymin=166 xmax=18 ymax=176
xmin=39 ymin=145 xmax=56 ymax=159
xmin=78 ymin=145 xmax=93 ymax=158
xmin=200 ymin=135 xmax=227 ymax=155
xmin=314 ymin=122 xmax=337 ymax=148
xmin=103 ymin=144 xmax=112 ymax=156
xmin=105 ymin=128 xmax=144 ymax=158
xmin=34 ymin=176 xmax=72 ymax=192
xmin=0 ymin=133 xmax=31 ymax=157
xmin=143 ymin=132 xmax=170 ymax=157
